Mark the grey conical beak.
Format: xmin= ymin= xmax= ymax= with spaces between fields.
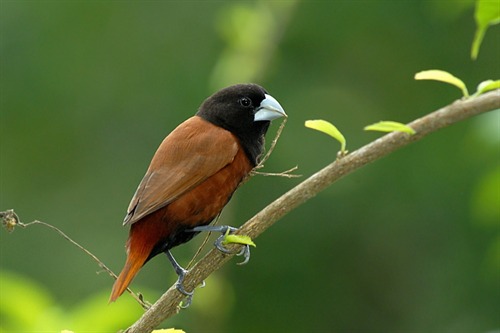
xmin=254 ymin=94 xmax=287 ymax=122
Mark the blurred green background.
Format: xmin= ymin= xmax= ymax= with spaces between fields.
xmin=1 ymin=1 xmax=499 ymax=332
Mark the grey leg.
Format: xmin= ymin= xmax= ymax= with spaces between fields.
xmin=164 ymin=249 xmax=193 ymax=308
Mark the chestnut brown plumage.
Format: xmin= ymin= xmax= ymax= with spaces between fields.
xmin=110 ymin=84 xmax=286 ymax=303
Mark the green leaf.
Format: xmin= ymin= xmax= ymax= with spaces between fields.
xmin=474 ymin=79 xmax=500 ymax=96
xmin=472 ymin=0 xmax=500 ymax=60
xmin=305 ymin=119 xmax=347 ymax=153
xmin=0 ymin=271 xmax=58 ymax=331
xmin=364 ymin=121 xmax=416 ymax=135
xmin=222 ymin=233 xmax=256 ymax=247
xmin=415 ymin=70 xmax=469 ymax=97
xmin=69 ymin=289 xmax=146 ymax=332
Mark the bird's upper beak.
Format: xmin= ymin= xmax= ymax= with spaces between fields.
xmin=254 ymin=94 xmax=287 ymax=122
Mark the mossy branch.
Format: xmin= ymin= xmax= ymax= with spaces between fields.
xmin=125 ymin=90 xmax=500 ymax=332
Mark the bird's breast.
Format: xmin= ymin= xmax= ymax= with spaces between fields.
xmin=165 ymin=146 xmax=253 ymax=226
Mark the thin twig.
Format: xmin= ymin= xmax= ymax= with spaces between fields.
xmin=124 ymin=90 xmax=500 ymax=333
xmin=254 ymin=117 xmax=288 ymax=170
xmin=0 ymin=209 xmax=151 ymax=309
xmin=251 ymin=165 xmax=301 ymax=178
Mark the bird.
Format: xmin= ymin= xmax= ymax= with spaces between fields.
xmin=109 ymin=83 xmax=286 ymax=304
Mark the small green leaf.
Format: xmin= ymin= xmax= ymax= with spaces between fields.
xmin=472 ymin=0 xmax=500 ymax=60
xmin=364 ymin=121 xmax=416 ymax=135
xmin=474 ymin=79 xmax=500 ymax=96
xmin=475 ymin=0 xmax=500 ymax=26
xmin=471 ymin=25 xmax=487 ymax=61
xmin=223 ymin=233 xmax=256 ymax=247
xmin=415 ymin=70 xmax=469 ymax=97
xmin=305 ymin=119 xmax=347 ymax=153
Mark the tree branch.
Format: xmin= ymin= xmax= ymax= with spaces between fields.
xmin=126 ymin=90 xmax=500 ymax=333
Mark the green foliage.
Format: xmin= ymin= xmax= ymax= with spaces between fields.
xmin=0 ymin=271 xmax=55 ymax=331
xmin=474 ymin=79 xmax=500 ymax=96
xmin=364 ymin=121 xmax=416 ymax=135
xmin=210 ymin=1 xmax=298 ymax=89
xmin=305 ymin=118 xmax=416 ymax=153
xmin=471 ymin=0 xmax=500 ymax=59
xmin=305 ymin=120 xmax=347 ymax=155
xmin=415 ymin=70 xmax=469 ymax=97
xmin=0 ymin=270 xmax=144 ymax=332
xmin=222 ymin=233 xmax=256 ymax=248
xmin=415 ymin=69 xmax=499 ymax=98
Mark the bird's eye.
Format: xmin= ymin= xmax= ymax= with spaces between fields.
xmin=239 ymin=97 xmax=252 ymax=107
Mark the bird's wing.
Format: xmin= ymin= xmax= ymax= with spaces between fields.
xmin=123 ymin=116 xmax=239 ymax=226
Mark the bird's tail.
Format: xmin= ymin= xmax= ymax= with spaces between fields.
xmin=109 ymin=249 xmax=149 ymax=302
xmin=109 ymin=223 xmax=158 ymax=302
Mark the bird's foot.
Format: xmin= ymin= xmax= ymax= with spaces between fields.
xmin=165 ymin=249 xmax=195 ymax=308
xmin=189 ymin=225 xmax=251 ymax=265
xmin=174 ymin=268 xmax=194 ymax=308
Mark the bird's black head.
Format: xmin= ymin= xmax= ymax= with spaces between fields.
xmin=197 ymin=83 xmax=286 ymax=165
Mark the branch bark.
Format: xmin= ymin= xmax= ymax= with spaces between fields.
xmin=125 ymin=90 xmax=500 ymax=333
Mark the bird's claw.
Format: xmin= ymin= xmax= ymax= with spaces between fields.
xmin=176 ymin=279 xmax=206 ymax=308
xmin=177 ymin=288 xmax=193 ymax=309
xmin=214 ymin=230 xmax=251 ymax=265
xmin=235 ymin=244 xmax=251 ymax=265
xmin=175 ymin=280 xmax=193 ymax=297
xmin=174 ymin=269 xmax=194 ymax=308
xmin=188 ymin=225 xmax=253 ymax=265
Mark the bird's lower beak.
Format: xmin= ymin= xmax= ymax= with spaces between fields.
xmin=254 ymin=94 xmax=287 ymax=122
